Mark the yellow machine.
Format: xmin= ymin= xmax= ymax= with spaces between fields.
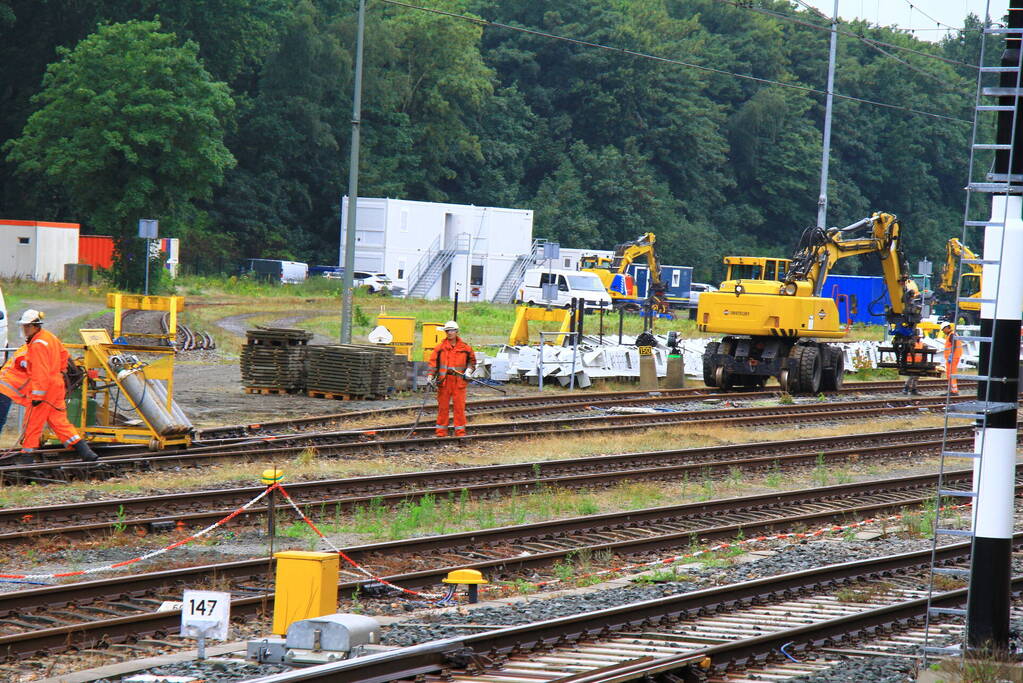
xmin=937 ymin=238 xmax=982 ymax=323
xmin=508 ymin=305 xmax=575 ymax=346
xmin=75 ymin=328 xmax=193 ymax=449
xmin=580 ymin=232 xmax=668 ymax=312
xmin=62 ymin=294 xmax=193 ymax=449
xmin=697 ymin=212 xmax=930 ymax=393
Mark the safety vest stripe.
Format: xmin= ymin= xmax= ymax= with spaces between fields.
xmin=31 ymin=389 xmax=46 ymax=396
xmin=32 ymin=339 xmax=48 ymax=346
xmin=0 ymin=380 xmax=26 ymax=397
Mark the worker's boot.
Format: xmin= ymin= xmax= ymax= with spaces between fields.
xmin=73 ymin=440 xmax=99 ymax=463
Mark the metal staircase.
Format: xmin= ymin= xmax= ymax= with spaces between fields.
xmin=491 ymin=239 xmax=546 ymax=303
xmin=923 ymin=5 xmax=1022 ymax=659
xmin=406 ymin=235 xmax=459 ymax=299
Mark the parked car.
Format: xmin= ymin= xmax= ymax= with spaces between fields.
xmin=687 ymin=282 xmax=718 ymax=319
xmin=246 ymin=259 xmax=308 ymax=284
xmin=353 ymin=271 xmax=404 ymax=296
xmin=518 ymin=268 xmax=613 ymax=310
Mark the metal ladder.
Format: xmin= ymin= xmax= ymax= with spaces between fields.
xmin=491 ymin=239 xmax=546 ymax=303
xmin=406 ymin=235 xmax=459 ymax=299
xmin=923 ymin=7 xmax=1022 ymax=659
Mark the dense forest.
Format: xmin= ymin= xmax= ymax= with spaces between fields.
xmin=0 ymin=0 xmax=1001 ymax=285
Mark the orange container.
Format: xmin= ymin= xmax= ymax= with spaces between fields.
xmin=79 ymin=235 xmax=115 ymax=269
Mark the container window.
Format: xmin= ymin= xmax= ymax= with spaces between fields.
xmin=470 ymin=265 xmax=484 ymax=286
xmin=397 ymin=269 xmax=404 ymax=280
xmin=18 ymin=237 xmax=29 ymax=245
xmin=671 ymin=270 xmax=681 ymax=288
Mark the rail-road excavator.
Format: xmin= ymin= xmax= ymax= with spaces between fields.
xmin=580 ymin=232 xmax=669 ymax=313
xmin=697 ymin=212 xmax=933 ymax=393
xmin=936 ymin=238 xmax=982 ymax=323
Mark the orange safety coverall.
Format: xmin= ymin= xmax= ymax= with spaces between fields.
xmin=428 ymin=337 xmax=476 ymax=437
xmin=944 ymin=333 xmax=963 ymax=395
xmin=0 ymin=345 xmax=31 ymax=407
xmin=22 ymin=328 xmax=83 ymax=449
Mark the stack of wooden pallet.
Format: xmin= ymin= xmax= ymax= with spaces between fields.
xmin=240 ymin=327 xmax=312 ymax=394
xmin=305 ymin=344 xmax=393 ymax=399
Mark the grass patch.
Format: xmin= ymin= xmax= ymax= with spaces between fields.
xmin=834 ymin=581 xmax=895 ymax=603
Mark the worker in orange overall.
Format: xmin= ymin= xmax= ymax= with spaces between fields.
xmin=16 ymin=309 xmax=98 ymax=462
xmin=427 ymin=320 xmax=476 ymax=437
xmin=942 ymin=322 xmax=963 ymax=396
xmin=902 ymin=330 xmax=925 ymax=395
xmin=0 ymin=344 xmax=30 ymax=437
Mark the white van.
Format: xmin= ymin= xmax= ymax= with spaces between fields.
xmin=518 ymin=268 xmax=612 ymax=310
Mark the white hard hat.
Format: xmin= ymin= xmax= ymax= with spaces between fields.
xmin=443 ymin=320 xmax=459 ymax=331
xmin=18 ymin=309 xmax=44 ymax=325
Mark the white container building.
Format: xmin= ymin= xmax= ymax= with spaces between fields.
xmin=0 ymin=220 xmax=79 ymax=281
xmin=556 ymin=247 xmax=615 ymax=271
xmin=340 ymin=197 xmax=536 ymax=303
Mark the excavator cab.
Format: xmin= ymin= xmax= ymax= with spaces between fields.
xmin=723 ymin=257 xmax=791 ymax=282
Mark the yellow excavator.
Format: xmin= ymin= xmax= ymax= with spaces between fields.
xmin=937 ymin=238 xmax=982 ymax=323
xmin=697 ymin=212 xmax=930 ymax=393
xmin=580 ymin=233 xmax=668 ymax=313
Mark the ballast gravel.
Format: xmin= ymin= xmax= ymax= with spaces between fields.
xmin=382 ymin=537 xmax=938 ymax=646
xmin=94 ymin=658 xmax=289 ymax=683
xmin=786 ymin=656 xmax=917 ymax=682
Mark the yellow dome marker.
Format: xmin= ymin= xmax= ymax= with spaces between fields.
xmin=261 ymin=468 xmax=284 ymax=485
xmin=443 ymin=568 xmax=488 ymax=603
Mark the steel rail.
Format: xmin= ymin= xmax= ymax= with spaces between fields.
xmin=0 ymin=468 xmax=990 ymax=659
xmin=240 ymin=538 xmax=1020 ymax=683
xmin=0 ymin=425 xmax=984 ymax=541
xmin=4 ymin=394 xmax=962 ymax=483
xmin=199 ymin=379 xmax=960 ymax=439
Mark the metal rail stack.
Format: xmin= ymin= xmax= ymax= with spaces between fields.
xmin=240 ymin=327 xmax=312 ymax=394
xmin=305 ymin=344 xmax=393 ymax=399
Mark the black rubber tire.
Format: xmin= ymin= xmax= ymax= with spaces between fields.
xmin=785 ymin=346 xmax=804 ymax=394
xmin=796 ymin=345 xmax=823 ymax=394
xmin=820 ymin=346 xmax=845 ymax=391
xmin=703 ymin=341 xmax=720 ymax=388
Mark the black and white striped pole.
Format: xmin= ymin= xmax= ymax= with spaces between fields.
xmin=967 ymin=0 xmax=1023 ymax=652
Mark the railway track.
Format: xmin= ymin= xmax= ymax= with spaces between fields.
xmin=0 ymin=467 xmax=995 ymax=660
xmin=5 ymin=393 xmax=964 ymax=483
xmin=200 ymin=379 xmax=963 ymax=439
xmin=242 ymin=539 xmax=1022 ymax=683
xmin=0 ymin=423 xmax=989 ymax=542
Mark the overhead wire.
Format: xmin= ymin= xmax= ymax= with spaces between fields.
xmin=377 ymin=0 xmax=971 ymax=125
xmin=898 ymin=0 xmax=963 ymax=32
xmin=764 ymin=0 xmax=979 ymax=69
xmin=750 ymin=0 xmax=973 ymax=90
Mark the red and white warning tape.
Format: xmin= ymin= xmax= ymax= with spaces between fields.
xmin=0 ymin=481 xmax=973 ymax=606
xmin=273 ymin=484 xmax=444 ymax=600
xmin=0 ymin=486 xmax=275 ymax=581
xmin=0 ymin=482 xmax=444 ymax=600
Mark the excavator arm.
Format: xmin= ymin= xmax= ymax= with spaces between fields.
xmin=609 ymin=232 xmax=668 ymax=312
xmin=783 ymin=212 xmax=921 ymax=330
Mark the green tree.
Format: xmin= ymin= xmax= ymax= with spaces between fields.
xmin=5 ymin=20 xmax=235 ymax=290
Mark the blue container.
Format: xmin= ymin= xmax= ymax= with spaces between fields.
xmin=822 ymin=274 xmax=890 ymax=325
xmin=627 ymin=264 xmax=693 ymax=309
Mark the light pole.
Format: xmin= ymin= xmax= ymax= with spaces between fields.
xmin=340 ymin=0 xmax=366 ymax=344
xmin=816 ymin=0 xmax=839 ymax=230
